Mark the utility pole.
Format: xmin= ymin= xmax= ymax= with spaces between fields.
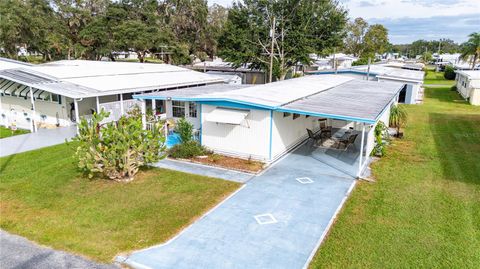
xmin=333 ymin=48 xmax=337 ymax=74
xmin=269 ymin=16 xmax=276 ymax=83
xmin=366 ymin=57 xmax=371 ymax=81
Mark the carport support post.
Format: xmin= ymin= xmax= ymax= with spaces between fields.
xmin=96 ymin=96 xmax=100 ymax=114
xmin=29 ymin=87 xmax=37 ymax=133
xmin=74 ymin=98 xmax=80 ymax=134
xmin=119 ymin=94 xmax=124 ymax=116
xmin=357 ymin=123 xmax=366 ymax=178
xmin=141 ymin=99 xmax=146 ymax=130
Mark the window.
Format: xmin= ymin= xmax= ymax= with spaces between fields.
xmin=172 ymin=101 xmax=186 ymax=118
xmin=51 ymin=94 xmax=60 ymax=103
xmin=293 ymin=113 xmax=300 ymax=120
xmin=189 ymin=102 xmax=197 ymax=118
xmin=305 ymin=115 xmax=310 ymax=118
xmin=283 ymin=112 xmax=291 ymax=118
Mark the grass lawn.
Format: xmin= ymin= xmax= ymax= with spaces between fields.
xmin=0 ymin=126 xmax=29 ymax=138
xmin=0 ymin=143 xmax=239 ymax=262
xmin=424 ymin=70 xmax=455 ymax=86
xmin=310 ymin=87 xmax=480 ymax=268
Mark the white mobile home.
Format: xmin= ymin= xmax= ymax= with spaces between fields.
xmin=455 ymin=70 xmax=480 ymax=105
xmin=135 ymin=75 xmax=403 ymax=178
xmin=0 ymin=59 xmax=223 ymax=131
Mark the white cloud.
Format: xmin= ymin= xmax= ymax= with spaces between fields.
xmin=344 ymin=0 xmax=480 ymax=19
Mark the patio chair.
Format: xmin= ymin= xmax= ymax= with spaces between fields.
xmin=321 ymin=126 xmax=332 ymax=139
xmin=337 ymin=133 xmax=358 ymax=150
xmin=307 ymin=128 xmax=322 ymax=146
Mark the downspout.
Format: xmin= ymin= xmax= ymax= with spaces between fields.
xmin=29 ymin=87 xmax=36 ymax=132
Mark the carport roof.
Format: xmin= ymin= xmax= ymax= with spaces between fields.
xmin=280 ymin=79 xmax=402 ymax=123
xmin=135 ymin=75 xmax=403 ymax=124
xmin=0 ymin=60 xmax=224 ymax=99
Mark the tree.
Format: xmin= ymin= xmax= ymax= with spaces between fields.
xmin=219 ymin=0 xmax=347 ymax=81
xmin=0 ymin=0 xmax=31 ymax=58
xmin=421 ymin=51 xmax=432 ymax=63
xmin=362 ymin=24 xmax=389 ymax=59
xmin=159 ymin=0 xmax=209 ymax=60
xmin=460 ymin=32 xmax=480 ymax=69
xmin=204 ymin=4 xmax=229 ymax=58
xmin=344 ymin=17 xmax=369 ymax=57
xmin=72 ymin=110 xmax=166 ymax=182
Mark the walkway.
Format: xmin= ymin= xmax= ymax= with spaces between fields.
xmin=0 ymin=126 xmax=76 ymax=157
xmin=153 ymin=158 xmax=255 ymax=183
xmin=122 ymin=144 xmax=356 ymax=269
xmin=0 ymin=230 xmax=117 ymax=269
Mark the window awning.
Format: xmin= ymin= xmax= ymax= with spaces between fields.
xmin=205 ymin=108 xmax=249 ymax=125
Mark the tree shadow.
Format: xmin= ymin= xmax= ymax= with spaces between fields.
xmin=429 ymin=112 xmax=480 ymax=185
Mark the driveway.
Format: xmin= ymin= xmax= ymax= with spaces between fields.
xmin=122 ymin=144 xmax=356 ymax=269
xmin=0 ymin=230 xmax=117 ymax=269
xmin=0 ymin=126 xmax=76 ymax=157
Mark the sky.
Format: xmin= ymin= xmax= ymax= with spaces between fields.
xmin=208 ymin=0 xmax=480 ymax=44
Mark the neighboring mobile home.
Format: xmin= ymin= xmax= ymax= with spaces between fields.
xmin=135 ymin=75 xmax=403 ymax=178
xmin=455 ymin=70 xmax=480 ymax=105
xmin=0 ymin=59 xmax=224 ymax=131
xmin=308 ymin=64 xmax=425 ymax=105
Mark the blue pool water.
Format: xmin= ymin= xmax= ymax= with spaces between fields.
xmin=166 ymin=133 xmax=181 ymax=148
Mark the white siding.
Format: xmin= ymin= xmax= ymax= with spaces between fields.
xmin=271 ymin=112 xmax=319 ymax=160
xmin=1 ymin=95 xmax=70 ymax=129
xmin=201 ymin=104 xmax=270 ymax=160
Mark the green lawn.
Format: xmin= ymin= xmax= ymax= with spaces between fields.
xmin=0 ymin=126 xmax=29 ymax=138
xmin=0 ymin=143 xmax=239 ymax=262
xmin=310 ymin=87 xmax=480 ymax=268
xmin=424 ymin=70 xmax=455 ymax=86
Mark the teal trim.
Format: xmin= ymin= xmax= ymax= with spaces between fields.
xmin=269 ymin=110 xmax=273 ymax=160
xmin=199 ymin=101 xmax=269 ymax=110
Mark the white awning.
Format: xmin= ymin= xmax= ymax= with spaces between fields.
xmin=205 ymin=108 xmax=249 ymax=125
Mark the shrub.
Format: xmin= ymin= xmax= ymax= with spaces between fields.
xmin=72 ymin=110 xmax=166 ymax=182
xmin=352 ymin=58 xmax=369 ymax=66
xmin=444 ymin=65 xmax=456 ymax=80
xmin=175 ymin=118 xmax=194 ymax=143
xmin=372 ymin=121 xmax=389 ymax=157
xmin=169 ymin=141 xmax=207 ymax=159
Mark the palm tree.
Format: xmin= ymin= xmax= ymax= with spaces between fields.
xmin=460 ymin=32 xmax=480 ymax=69
xmin=389 ymin=105 xmax=408 ymax=136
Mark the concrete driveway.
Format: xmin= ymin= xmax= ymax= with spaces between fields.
xmin=0 ymin=126 xmax=76 ymax=157
xmin=122 ymin=144 xmax=356 ymax=269
xmin=0 ymin=230 xmax=117 ymax=269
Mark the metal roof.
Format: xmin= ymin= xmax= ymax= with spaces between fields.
xmin=135 ymin=75 xmax=403 ymax=124
xmin=352 ymin=65 xmax=424 ymax=82
xmin=199 ymin=75 xmax=354 ymax=108
xmin=455 ymin=70 xmax=480 ymax=80
xmin=0 ymin=60 xmax=225 ymax=99
xmin=281 ymin=79 xmax=402 ymax=123
xmin=0 ymin=57 xmax=33 ymax=70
